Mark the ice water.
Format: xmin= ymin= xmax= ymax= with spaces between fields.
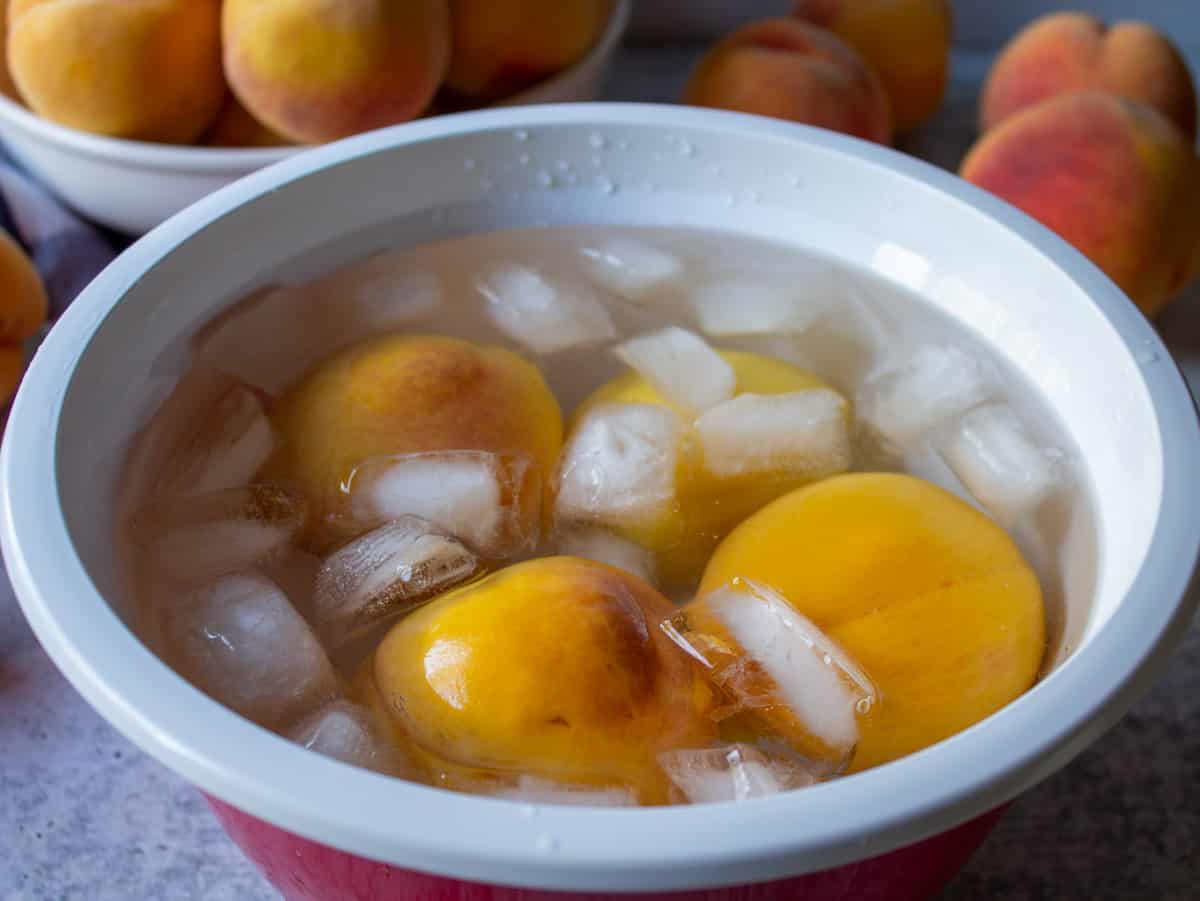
xmin=119 ymin=225 xmax=1097 ymax=805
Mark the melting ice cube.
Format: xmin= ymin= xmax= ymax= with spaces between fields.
xmin=658 ymin=744 xmax=828 ymax=804
xmin=791 ymin=286 xmax=893 ymax=394
xmin=193 ymin=264 xmax=443 ymax=394
xmin=162 ymin=571 xmax=337 ymax=728
xmin=857 ymin=345 xmax=993 ymax=447
xmin=556 ymin=526 xmax=656 ymax=585
xmin=578 ymin=238 xmax=685 ymax=303
xmin=938 ymin=403 xmax=1061 ymax=525
xmin=477 ymin=263 xmax=616 ymax=354
xmin=288 ymin=701 xmax=407 ymax=776
xmin=614 ymin=327 xmax=735 ymax=415
xmin=312 ymin=516 xmax=481 ymax=647
xmin=694 ymin=389 xmax=851 ymax=478
xmin=693 ymin=277 xmax=830 ymax=337
xmin=555 ymin=403 xmax=682 ymax=531
xmin=489 ymin=776 xmax=638 ymax=807
xmin=662 ymin=578 xmax=876 ymax=763
xmin=131 ymin=484 xmax=306 ymax=585
xmin=347 ymin=451 xmax=536 ymax=557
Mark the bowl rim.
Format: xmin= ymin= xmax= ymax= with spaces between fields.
xmin=3 ymin=103 xmax=1198 ymax=893
xmin=0 ymin=0 xmax=631 ymax=174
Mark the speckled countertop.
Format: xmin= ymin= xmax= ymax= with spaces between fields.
xmin=2 ymin=43 xmax=1199 ymax=901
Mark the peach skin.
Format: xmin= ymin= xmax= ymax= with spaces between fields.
xmin=6 ymin=0 xmax=224 ymax=143
xmin=222 ymin=0 xmax=450 ymax=144
xmin=961 ymin=91 xmax=1200 ymax=317
xmin=700 ymin=473 xmax=1045 ymax=772
xmin=980 ymin=12 xmax=1197 ymax=140
xmin=1 ymin=1 xmax=18 ymax=98
xmin=793 ymin=0 xmax=952 ymax=133
xmin=0 ymin=230 xmax=48 ymax=345
xmin=684 ymin=18 xmax=892 ymax=144
xmin=446 ymin=0 xmax=611 ymax=101
xmin=202 ymin=93 xmax=292 ymax=149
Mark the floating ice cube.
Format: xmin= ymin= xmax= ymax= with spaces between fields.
xmin=857 ymin=345 xmax=993 ymax=447
xmin=693 ymin=277 xmax=830 ymax=337
xmin=132 ymin=484 xmax=306 ymax=585
xmin=791 ymin=286 xmax=893 ymax=394
xmin=193 ymin=265 xmax=443 ymax=394
xmin=614 ymin=327 xmax=735 ymax=414
xmin=658 ymin=744 xmax=827 ymax=804
xmin=555 ymin=403 xmax=682 ymax=530
xmin=490 ymin=776 xmax=638 ymax=807
xmin=938 ymin=404 xmax=1061 ymax=525
xmin=578 ymin=238 xmax=685 ymax=303
xmin=347 ymin=451 xmax=535 ymax=557
xmin=556 ymin=526 xmax=656 ymax=585
xmin=662 ymin=578 xmax=876 ymax=762
xmin=288 ymin=701 xmax=405 ymax=775
xmin=312 ymin=516 xmax=481 ymax=647
xmin=476 ymin=264 xmax=616 ymax=354
xmin=162 ymin=571 xmax=337 ymax=728
xmin=694 ymin=389 xmax=851 ymax=479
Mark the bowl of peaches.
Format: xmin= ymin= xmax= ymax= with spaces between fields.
xmin=3 ymin=102 xmax=1199 ymax=900
xmin=0 ymin=0 xmax=629 ymax=234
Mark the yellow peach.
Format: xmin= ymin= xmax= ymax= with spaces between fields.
xmin=202 ymin=93 xmax=292 ymax=149
xmin=0 ymin=230 xmax=47 ymax=344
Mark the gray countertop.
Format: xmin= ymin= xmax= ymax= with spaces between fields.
xmin=2 ymin=43 xmax=1198 ymax=901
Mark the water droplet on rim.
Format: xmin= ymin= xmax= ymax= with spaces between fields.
xmin=514 ymin=129 xmax=530 ymax=142
xmin=463 ymin=159 xmax=477 ymax=171
xmin=588 ymin=133 xmax=608 ymax=150
xmin=536 ymin=834 xmax=560 ymax=853
xmin=518 ymin=153 xmax=531 ymax=165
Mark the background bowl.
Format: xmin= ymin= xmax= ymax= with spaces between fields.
xmin=0 ymin=0 xmax=630 ymax=236
xmin=3 ymin=104 xmax=1198 ymax=900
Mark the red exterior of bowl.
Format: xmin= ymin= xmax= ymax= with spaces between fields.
xmin=207 ymin=795 xmax=1004 ymax=901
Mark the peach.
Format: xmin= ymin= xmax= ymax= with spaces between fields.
xmin=444 ymin=0 xmax=611 ymax=100
xmin=1 ymin=1 xmax=17 ymax=98
xmin=222 ymin=0 xmax=450 ymax=145
xmin=684 ymin=18 xmax=892 ymax=145
xmin=202 ymin=94 xmax=292 ymax=149
xmin=0 ymin=230 xmax=48 ymax=344
xmin=700 ymin=473 xmax=1045 ymax=772
xmin=261 ymin=334 xmax=563 ymax=552
xmin=980 ymin=12 xmax=1197 ymax=140
xmin=961 ymin=91 xmax=1200 ymax=317
xmin=0 ymin=345 xmax=24 ymax=408
xmin=372 ymin=556 xmax=716 ymax=803
xmin=6 ymin=0 xmax=223 ymax=143
xmin=561 ymin=350 xmax=851 ymax=593
xmin=793 ymin=0 xmax=952 ymax=133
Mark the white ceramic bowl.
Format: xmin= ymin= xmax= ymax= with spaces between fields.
xmin=3 ymin=104 xmax=1198 ymax=898
xmin=0 ymin=0 xmax=630 ymax=236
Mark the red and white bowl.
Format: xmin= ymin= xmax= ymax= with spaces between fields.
xmin=3 ymin=104 xmax=1198 ymax=900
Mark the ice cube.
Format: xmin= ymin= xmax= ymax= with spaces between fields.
xmin=857 ymin=345 xmax=993 ymax=447
xmin=792 ymin=286 xmax=893 ymax=394
xmin=662 ymin=578 xmax=876 ymax=762
xmin=162 ymin=571 xmax=337 ymax=728
xmin=613 ymin=327 xmax=735 ymax=414
xmin=476 ymin=263 xmax=616 ymax=354
xmin=193 ymin=266 xmax=443 ymax=394
xmin=694 ymin=389 xmax=851 ymax=478
xmin=578 ymin=238 xmax=685 ymax=303
xmin=658 ymin=744 xmax=827 ymax=804
xmin=555 ymin=403 xmax=682 ymax=530
xmin=489 ymin=776 xmax=638 ymax=807
xmin=938 ymin=404 xmax=1061 ymax=525
xmin=693 ymin=277 xmax=829 ymax=337
xmin=288 ymin=701 xmax=407 ymax=776
xmin=556 ymin=526 xmax=656 ymax=585
xmin=131 ymin=484 xmax=306 ymax=585
xmin=347 ymin=451 xmax=535 ymax=557
xmin=312 ymin=516 xmax=481 ymax=647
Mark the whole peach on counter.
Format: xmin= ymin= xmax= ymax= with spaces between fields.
xmin=0 ymin=346 xmax=24 ymax=407
xmin=372 ymin=556 xmax=716 ymax=803
xmin=261 ymin=335 xmax=563 ymax=552
xmin=961 ymin=91 xmax=1200 ymax=317
xmin=700 ymin=473 xmax=1045 ymax=772
xmin=445 ymin=0 xmax=611 ymax=101
xmin=792 ymin=0 xmax=952 ymax=133
xmin=685 ymin=18 xmax=892 ymax=144
xmin=222 ymin=0 xmax=450 ymax=145
xmin=0 ymin=231 xmax=48 ymax=345
xmin=6 ymin=0 xmax=224 ymax=143
xmin=980 ymin=12 xmax=1197 ymax=140
xmin=202 ymin=93 xmax=292 ymax=149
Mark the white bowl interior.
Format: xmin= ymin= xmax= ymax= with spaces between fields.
xmin=6 ymin=106 xmax=1197 ymax=892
